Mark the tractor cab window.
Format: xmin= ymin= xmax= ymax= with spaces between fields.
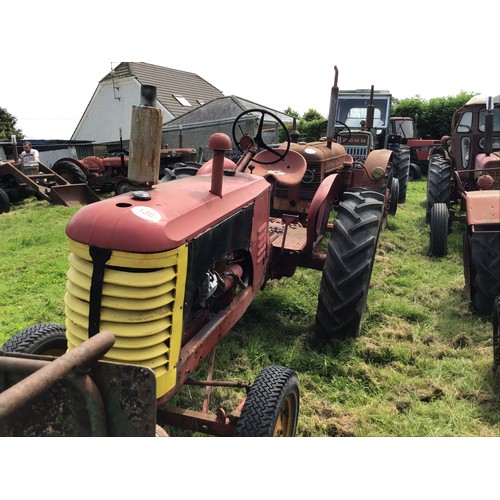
xmin=457 ymin=111 xmax=472 ymax=132
xmin=479 ymin=107 xmax=500 ymax=132
xmin=337 ymin=98 xmax=390 ymax=129
xmin=461 ymin=136 xmax=471 ymax=168
xmin=391 ymin=119 xmax=414 ymax=138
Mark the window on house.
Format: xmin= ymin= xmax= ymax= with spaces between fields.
xmin=173 ymin=95 xmax=192 ymax=107
xmin=197 ymin=99 xmax=205 ymax=105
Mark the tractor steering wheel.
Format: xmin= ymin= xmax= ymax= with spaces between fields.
xmin=232 ymin=109 xmax=290 ymax=165
xmin=316 ymin=120 xmax=352 ymax=145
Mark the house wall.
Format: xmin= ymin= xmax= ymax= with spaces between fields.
xmin=72 ymin=78 xmax=173 ymax=144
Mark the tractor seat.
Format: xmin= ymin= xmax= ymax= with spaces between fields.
xmin=249 ymin=148 xmax=307 ymax=186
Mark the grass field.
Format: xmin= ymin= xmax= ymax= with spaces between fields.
xmin=0 ymin=178 xmax=498 ymax=437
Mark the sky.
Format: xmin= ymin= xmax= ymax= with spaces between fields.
xmin=2 ymin=0 xmax=499 ymax=141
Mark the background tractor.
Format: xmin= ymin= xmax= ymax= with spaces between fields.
xmin=1 ymin=72 xmax=392 ymax=436
xmin=388 ymin=116 xmax=441 ymax=180
xmin=426 ymin=95 xmax=500 ymax=315
xmin=51 ymin=146 xmax=200 ymax=196
xmin=334 ymin=87 xmax=411 ymax=204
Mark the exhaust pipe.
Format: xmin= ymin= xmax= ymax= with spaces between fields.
xmin=326 ymin=66 xmax=339 ymax=149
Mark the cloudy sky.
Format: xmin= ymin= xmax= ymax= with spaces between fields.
xmin=3 ymin=0 xmax=499 ymax=140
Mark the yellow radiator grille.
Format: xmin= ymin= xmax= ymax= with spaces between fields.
xmin=65 ymin=239 xmax=188 ymax=398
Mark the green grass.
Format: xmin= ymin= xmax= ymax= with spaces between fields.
xmin=1 ymin=182 xmax=498 ymax=436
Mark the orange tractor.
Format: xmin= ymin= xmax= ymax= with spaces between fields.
xmin=426 ymin=95 xmax=500 ymax=315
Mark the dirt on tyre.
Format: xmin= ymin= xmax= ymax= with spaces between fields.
xmin=235 ymin=365 xmax=299 ymax=437
xmin=426 ymin=154 xmax=453 ymax=223
xmin=469 ymin=233 xmax=500 ymax=315
xmin=2 ymin=323 xmax=67 ymax=356
xmin=390 ymin=145 xmax=410 ymax=203
xmin=429 ymin=203 xmax=449 ymax=257
xmin=315 ymin=189 xmax=384 ymax=341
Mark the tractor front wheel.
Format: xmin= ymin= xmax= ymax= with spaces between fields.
xmin=2 ymin=323 xmax=67 ymax=356
xmin=429 ymin=203 xmax=449 ymax=257
xmin=388 ymin=177 xmax=399 ymax=216
xmin=315 ymin=189 xmax=384 ymax=341
xmin=235 ymin=365 xmax=299 ymax=437
xmin=426 ymin=154 xmax=452 ymax=223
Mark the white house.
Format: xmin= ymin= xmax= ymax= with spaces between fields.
xmin=71 ymin=62 xmax=225 ymax=145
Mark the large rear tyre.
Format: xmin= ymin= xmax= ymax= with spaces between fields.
xmin=493 ymin=296 xmax=500 ymax=391
xmin=0 ymin=187 xmax=10 ymax=214
xmin=52 ymin=161 xmax=87 ymax=184
xmin=429 ymin=203 xmax=449 ymax=257
xmin=469 ymin=233 xmax=500 ymax=315
xmin=315 ymin=189 xmax=384 ymax=341
xmin=426 ymin=154 xmax=452 ymax=223
xmin=2 ymin=323 xmax=67 ymax=356
xmin=235 ymin=365 xmax=299 ymax=437
xmin=390 ymin=145 xmax=410 ymax=202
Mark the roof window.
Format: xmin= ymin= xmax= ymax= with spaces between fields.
xmin=173 ymin=95 xmax=192 ymax=107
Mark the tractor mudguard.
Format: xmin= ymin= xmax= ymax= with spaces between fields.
xmin=465 ymin=191 xmax=500 ymax=225
xmin=306 ymin=173 xmax=343 ymax=249
xmin=363 ymin=149 xmax=392 ymax=189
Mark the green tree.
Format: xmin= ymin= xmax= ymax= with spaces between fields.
xmin=0 ymin=107 xmax=24 ymax=140
xmin=392 ymin=92 xmax=476 ymax=139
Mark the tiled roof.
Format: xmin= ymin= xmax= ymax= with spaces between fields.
xmin=163 ymin=95 xmax=293 ymax=128
xmin=101 ymin=62 xmax=225 ymax=118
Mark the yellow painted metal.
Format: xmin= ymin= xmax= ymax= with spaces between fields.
xmin=65 ymin=238 xmax=189 ymax=398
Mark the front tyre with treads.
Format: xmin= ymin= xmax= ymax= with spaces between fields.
xmin=235 ymin=365 xmax=299 ymax=437
xmin=426 ymin=154 xmax=452 ymax=223
xmin=2 ymin=323 xmax=67 ymax=356
xmin=315 ymin=189 xmax=384 ymax=341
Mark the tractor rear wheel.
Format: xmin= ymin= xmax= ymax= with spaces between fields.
xmin=235 ymin=365 xmax=299 ymax=437
xmin=315 ymin=189 xmax=384 ymax=341
xmin=429 ymin=203 xmax=449 ymax=257
xmin=0 ymin=187 xmax=10 ymax=214
xmin=390 ymin=145 xmax=410 ymax=202
xmin=2 ymin=323 xmax=67 ymax=356
xmin=52 ymin=161 xmax=87 ymax=184
xmin=426 ymin=154 xmax=452 ymax=223
xmin=469 ymin=233 xmax=500 ymax=315
xmin=493 ymin=296 xmax=500 ymax=391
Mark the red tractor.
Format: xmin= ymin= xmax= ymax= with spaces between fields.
xmin=388 ymin=116 xmax=442 ymax=180
xmin=51 ymin=147 xmax=200 ymax=195
xmin=426 ymin=95 xmax=500 ymax=315
xmin=1 ymin=76 xmax=394 ymax=436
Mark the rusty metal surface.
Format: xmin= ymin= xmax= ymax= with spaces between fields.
xmin=0 ymin=331 xmax=158 ymax=436
xmin=464 ymin=190 xmax=500 ymax=225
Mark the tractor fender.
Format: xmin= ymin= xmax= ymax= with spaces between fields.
xmin=464 ymin=190 xmax=500 ymax=225
xmin=363 ymin=149 xmax=392 ymax=189
xmin=306 ymin=172 xmax=343 ymax=248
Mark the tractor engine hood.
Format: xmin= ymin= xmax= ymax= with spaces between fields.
xmin=66 ymin=173 xmax=270 ymax=253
